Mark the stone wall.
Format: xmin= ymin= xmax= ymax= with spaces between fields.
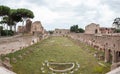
xmin=85 ymin=23 xmax=100 ymax=34
xmin=85 ymin=23 xmax=115 ymax=34
xmin=25 ymin=19 xmax=32 ymax=33
xmin=31 ymin=21 xmax=44 ymax=35
xmin=0 ymin=35 xmax=41 ymax=55
xmin=69 ymin=33 xmax=120 ymax=52
xmin=53 ymin=29 xmax=70 ymax=36
xmin=68 ymin=33 xmax=120 ymax=70
xmin=17 ymin=26 xmax=25 ymax=33
xmin=18 ymin=20 xmax=45 ymax=36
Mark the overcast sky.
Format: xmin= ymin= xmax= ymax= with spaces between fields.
xmin=0 ymin=0 xmax=120 ymax=30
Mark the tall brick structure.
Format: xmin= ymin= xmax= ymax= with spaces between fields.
xmin=85 ymin=23 xmax=115 ymax=34
xmin=30 ymin=21 xmax=44 ymax=35
xmin=85 ymin=23 xmax=100 ymax=34
xmin=17 ymin=20 xmax=45 ymax=36
xmin=25 ymin=19 xmax=32 ymax=33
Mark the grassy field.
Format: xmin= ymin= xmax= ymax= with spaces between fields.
xmin=1 ymin=36 xmax=110 ymax=74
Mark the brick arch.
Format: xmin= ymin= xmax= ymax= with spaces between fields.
xmin=105 ymin=49 xmax=112 ymax=63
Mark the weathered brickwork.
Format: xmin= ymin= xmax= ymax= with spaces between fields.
xmin=31 ymin=21 xmax=44 ymax=35
xmin=85 ymin=23 xmax=115 ymax=34
xmin=53 ymin=29 xmax=70 ymax=36
xmin=18 ymin=19 xmax=45 ymax=36
xmin=85 ymin=23 xmax=100 ymax=34
xmin=25 ymin=19 xmax=32 ymax=33
xmin=69 ymin=33 xmax=120 ymax=70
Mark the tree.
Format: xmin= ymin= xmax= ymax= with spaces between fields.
xmin=0 ymin=5 xmax=10 ymax=29
xmin=0 ymin=18 xmax=7 ymax=28
xmin=78 ymin=28 xmax=84 ymax=33
xmin=10 ymin=9 xmax=22 ymax=32
xmin=17 ymin=8 xmax=34 ymax=19
xmin=70 ymin=25 xmax=79 ymax=33
xmin=0 ymin=26 xmax=3 ymax=30
xmin=0 ymin=7 xmax=17 ymax=31
xmin=0 ymin=26 xmax=3 ymax=36
xmin=114 ymin=29 xmax=120 ymax=33
xmin=0 ymin=6 xmax=34 ymax=35
xmin=0 ymin=5 xmax=10 ymax=36
xmin=1 ymin=15 xmax=15 ymax=30
xmin=17 ymin=8 xmax=34 ymax=33
xmin=17 ymin=8 xmax=34 ymax=24
xmin=0 ymin=5 xmax=10 ymax=16
xmin=0 ymin=8 xmax=34 ymax=32
xmin=70 ymin=25 xmax=84 ymax=33
xmin=113 ymin=17 xmax=120 ymax=29
xmin=49 ymin=30 xmax=54 ymax=34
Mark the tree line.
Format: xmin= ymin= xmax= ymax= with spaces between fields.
xmin=0 ymin=5 xmax=34 ymax=36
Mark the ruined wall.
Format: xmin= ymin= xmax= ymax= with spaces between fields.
xmin=85 ymin=23 xmax=115 ymax=34
xmin=53 ymin=29 xmax=70 ymax=36
xmin=25 ymin=19 xmax=32 ymax=33
xmin=85 ymin=23 xmax=100 ymax=34
xmin=54 ymin=29 xmax=70 ymax=34
xmin=68 ymin=33 xmax=120 ymax=67
xmin=17 ymin=26 xmax=25 ymax=33
xmin=31 ymin=21 xmax=44 ymax=35
xmin=69 ymin=33 xmax=120 ymax=51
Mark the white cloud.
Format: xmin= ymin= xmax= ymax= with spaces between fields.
xmin=97 ymin=4 xmax=116 ymax=26
xmin=83 ymin=0 xmax=101 ymax=8
xmin=1 ymin=0 xmax=120 ymax=30
xmin=31 ymin=6 xmax=59 ymax=24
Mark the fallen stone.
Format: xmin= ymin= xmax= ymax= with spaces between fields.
xmin=12 ymin=58 xmax=17 ymax=63
xmin=18 ymin=55 xmax=23 ymax=60
xmin=23 ymin=53 xmax=26 ymax=56
xmin=2 ymin=58 xmax=12 ymax=70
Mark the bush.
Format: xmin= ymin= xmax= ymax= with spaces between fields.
xmin=1 ymin=30 xmax=14 ymax=36
xmin=114 ymin=29 xmax=120 ymax=33
xmin=0 ymin=26 xmax=3 ymax=31
xmin=78 ymin=28 xmax=85 ymax=33
xmin=70 ymin=25 xmax=84 ymax=33
xmin=49 ymin=31 xmax=54 ymax=34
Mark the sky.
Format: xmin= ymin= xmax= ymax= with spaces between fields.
xmin=0 ymin=0 xmax=120 ymax=30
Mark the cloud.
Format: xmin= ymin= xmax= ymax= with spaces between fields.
xmin=0 ymin=0 xmax=120 ymax=30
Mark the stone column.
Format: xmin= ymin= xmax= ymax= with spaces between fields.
xmin=105 ymin=49 xmax=110 ymax=62
xmin=112 ymin=50 xmax=117 ymax=63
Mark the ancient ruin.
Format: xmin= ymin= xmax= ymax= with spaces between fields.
xmin=52 ymin=23 xmax=120 ymax=73
xmin=53 ymin=29 xmax=70 ymax=36
xmin=31 ymin=21 xmax=44 ymax=36
xmin=1 ymin=21 xmax=120 ymax=74
xmin=0 ymin=18 xmax=49 ymax=73
xmin=41 ymin=60 xmax=80 ymax=73
xmin=85 ymin=23 xmax=115 ymax=34
xmin=67 ymin=23 xmax=120 ymax=71
xmin=18 ymin=19 xmax=45 ymax=36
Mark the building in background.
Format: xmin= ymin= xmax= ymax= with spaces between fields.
xmin=18 ymin=19 xmax=45 ymax=36
xmin=85 ymin=23 xmax=115 ymax=34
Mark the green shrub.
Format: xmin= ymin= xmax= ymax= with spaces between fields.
xmin=1 ymin=30 xmax=14 ymax=36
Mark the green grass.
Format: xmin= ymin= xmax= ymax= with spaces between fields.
xmin=1 ymin=37 xmax=110 ymax=74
